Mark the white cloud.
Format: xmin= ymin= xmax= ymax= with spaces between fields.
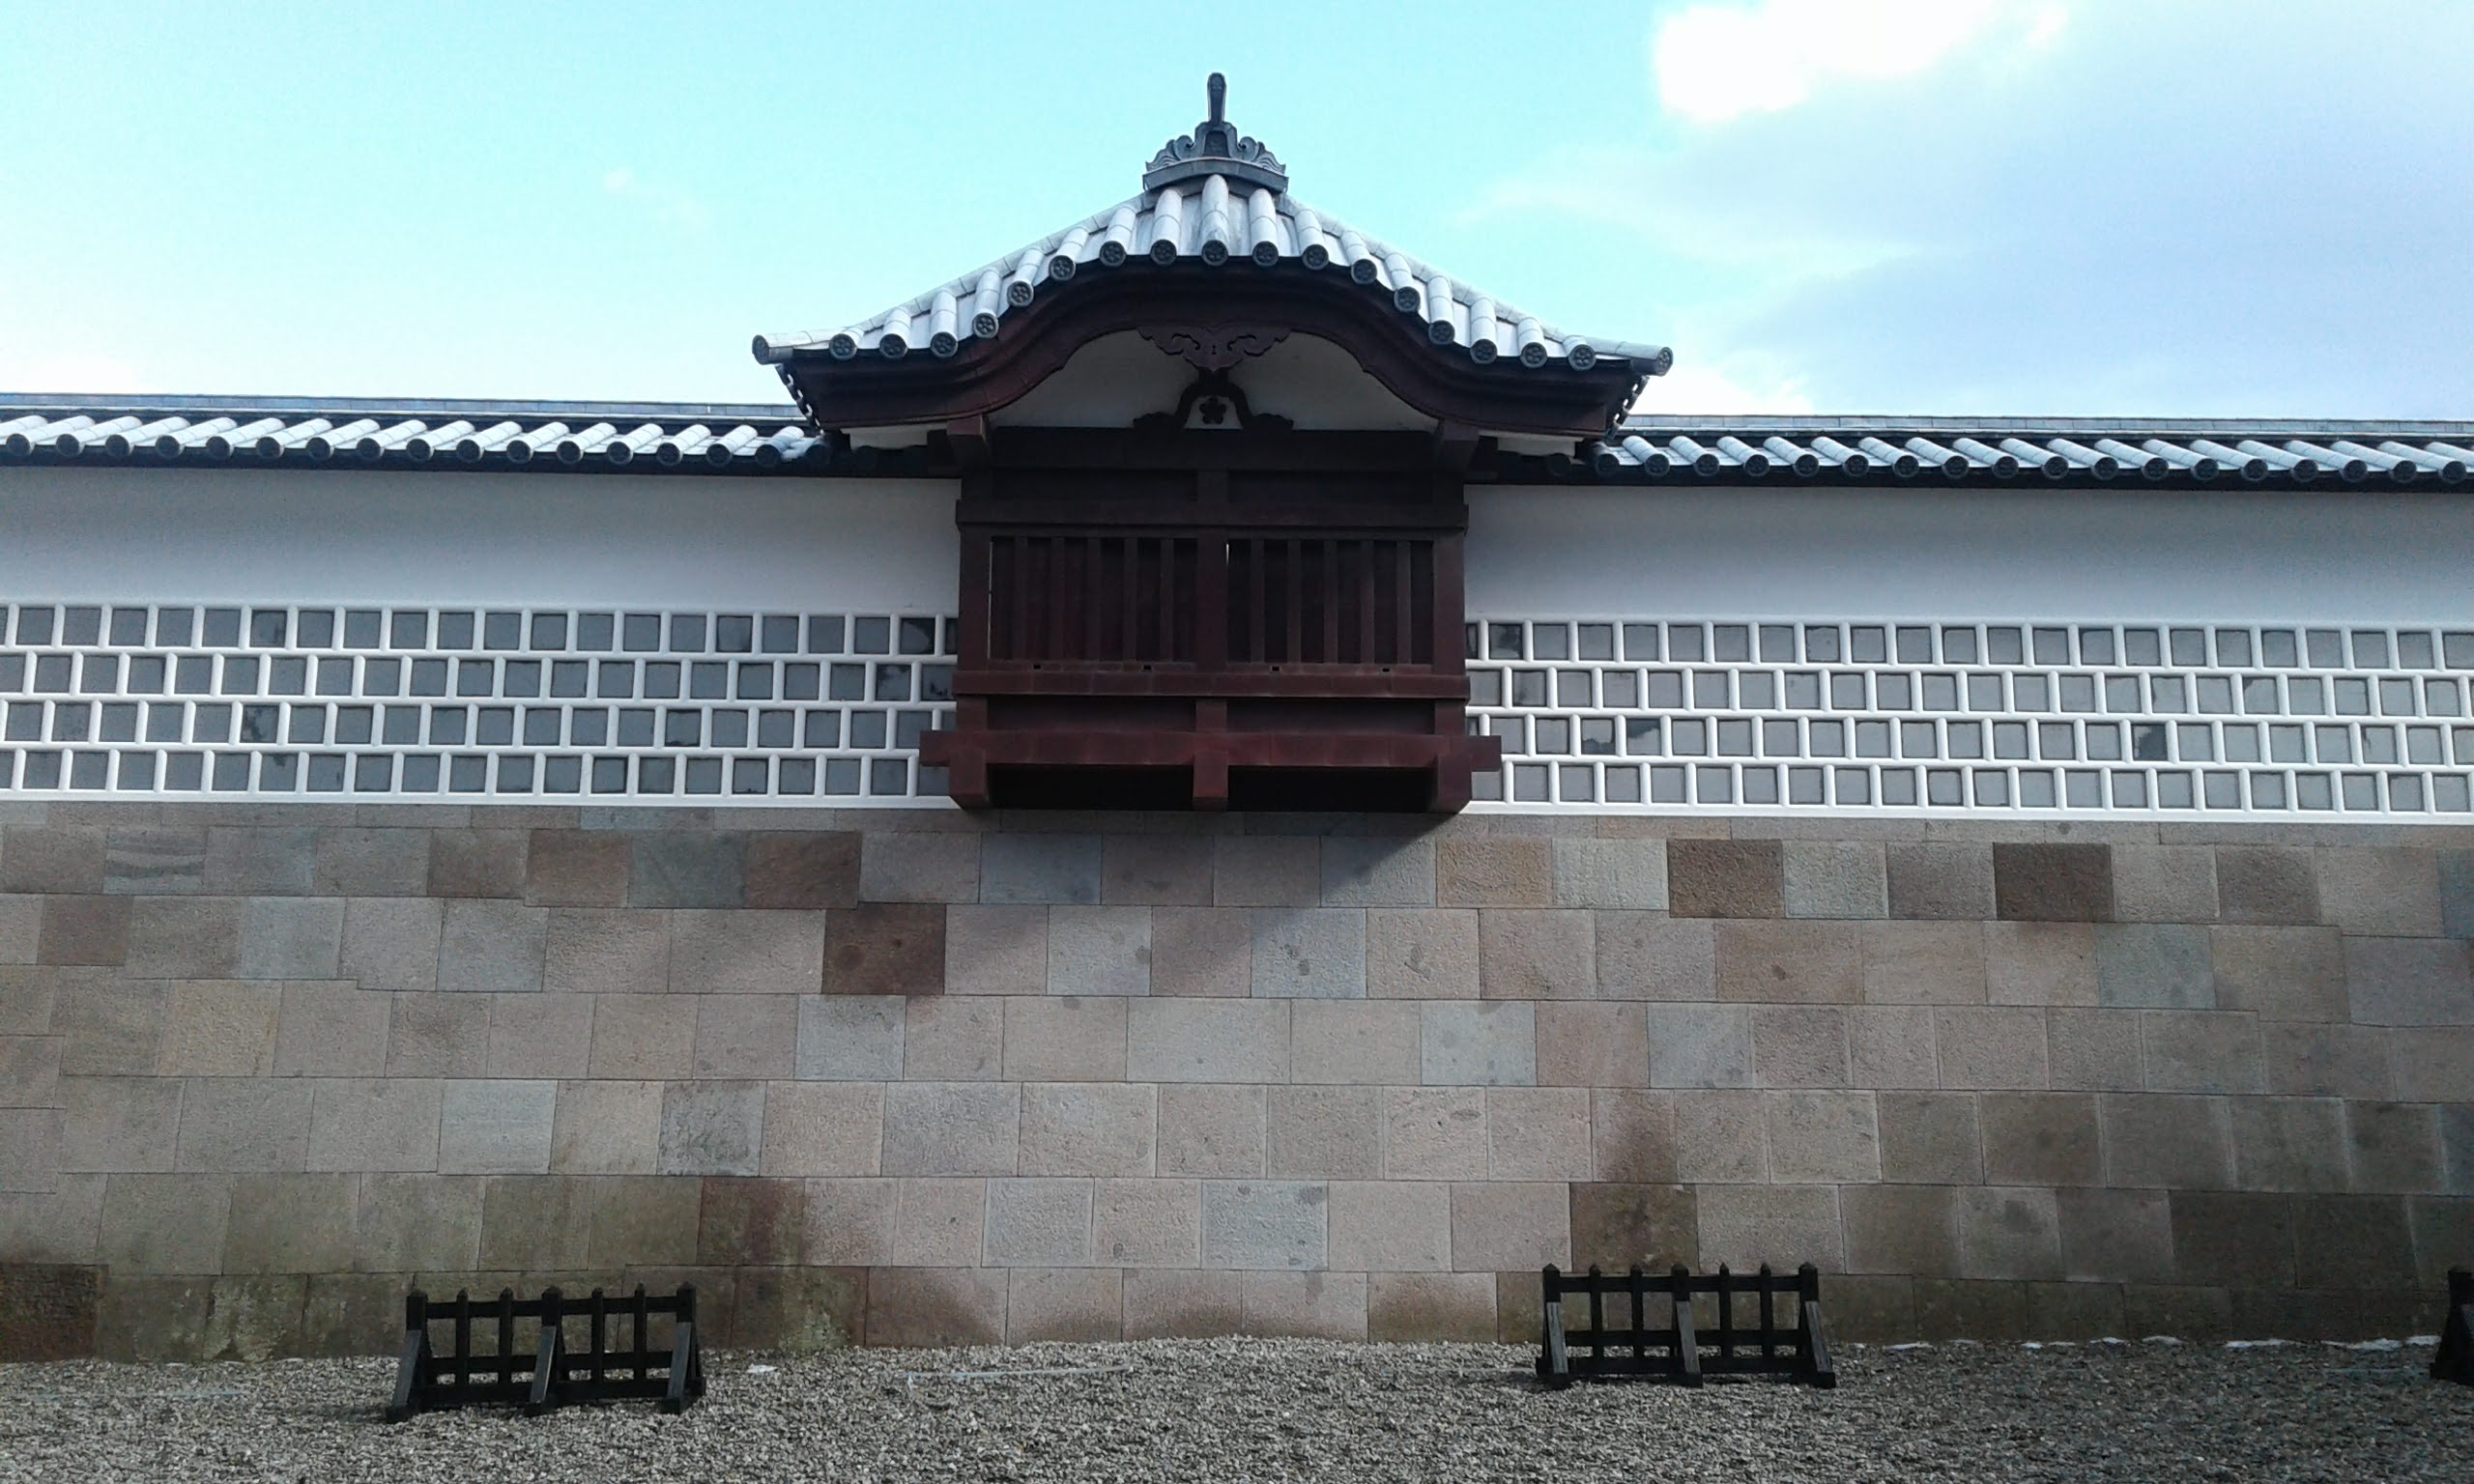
xmin=0 ymin=349 xmax=158 ymax=393
xmin=1631 ymin=355 xmax=1815 ymax=415
xmin=1652 ymin=0 xmax=2053 ymax=125
xmin=600 ymin=164 xmax=712 ymax=234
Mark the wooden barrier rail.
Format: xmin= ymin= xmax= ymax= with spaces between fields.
xmin=1538 ymin=1263 xmax=1835 ymax=1389
xmin=2436 ymin=1268 xmax=2473 ymax=1386
xmin=387 ymin=1284 xmax=705 ymax=1420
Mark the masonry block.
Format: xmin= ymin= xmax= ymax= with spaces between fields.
xmin=2142 ymin=1011 xmax=2263 ymax=1094
xmin=1567 ymin=1181 xmax=1697 ymax=1271
xmin=1368 ymin=1271 xmax=1496 ymax=1342
xmin=521 ymin=829 xmax=630 ymax=907
xmin=1382 ymin=1087 xmax=1488 ymax=1179
xmin=1750 ymin=1005 xmax=1849 ymax=1088
xmin=1005 ymin=1267 xmax=1121 ymax=1343
xmin=358 ymin=1173 xmax=484 ymax=1272
xmin=1021 ymin=1083 xmax=1155 ymax=1177
xmin=1320 ymin=838 xmax=1436 ymax=907
xmin=309 ymin=827 xmax=427 ymax=899
xmin=1125 ymin=1270 xmax=1244 ymax=1339
xmin=153 ymin=980 xmax=280 ymax=1077
xmin=586 ymin=1175 xmax=704 ymax=1269
xmin=383 ymin=992 xmax=489 ymax=1077
xmin=2229 ymin=1098 xmax=2348 ymax=1192
xmin=757 ymin=1083 xmax=882 ymax=1178
xmin=1365 ymin=908 xmax=1476 ymax=999
xmin=541 ymin=907 xmax=668 ymax=996
xmin=1955 ymin=1187 xmax=2063 ymax=1280
xmin=1102 ymin=836 xmax=1214 ymax=906
xmin=1249 ymin=908 xmax=1365 ymax=999
xmin=583 ymin=994 xmax=693 ymax=1081
xmin=1594 ymin=914 xmax=1716 ymax=1000
xmin=2346 ymin=1101 xmax=2444 ymax=1193
xmin=865 ymin=1265 xmax=1010 ymax=1347
xmin=1239 ymin=1271 xmax=1366 ymax=1339
xmin=1860 ymin=921 xmax=1985 ymax=1005
xmin=857 ymin=832 xmax=978 ymax=905
xmin=2101 ymin=1094 xmax=2233 ymax=1188
xmin=2318 ymin=848 xmax=2443 ymax=937
xmin=1667 ymin=840 xmax=1783 ymax=918
xmin=39 ymin=898 xmax=128 ymax=968
xmin=1535 ymin=1003 xmax=1649 ymax=1087
xmin=2213 ymin=846 xmax=2321 ymax=926
xmin=2170 ymin=1190 xmax=2296 ymax=1288
xmin=1841 ymin=1184 xmax=1958 ymax=1276
xmin=175 ymin=1078 xmax=310 ymax=1172
xmin=436 ymin=900 xmax=548 ymax=995
xmin=1449 ymin=1181 xmax=1568 ymax=1270
xmin=2094 ymin=925 xmax=2214 ymax=1009
xmin=742 ymin=832 xmax=861 ymax=911
xmin=1436 ymin=838 xmax=1551 ymax=907
xmin=1877 ymin=1091 xmax=1983 ymax=1184
xmin=438 ymin=1079 xmax=557 ymax=1175
xmin=1477 ymin=909 xmax=1592 ymax=1000
xmin=1093 ymin=1178 xmax=1198 ymax=1266
xmin=981 ymin=833 xmax=1103 ymax=906
xmin=691 ymin=995 xmax=798 ymax=1079
xmin=2291 ymin=1193 xmax=2418 ymax=1291
xmin=487 ymin=992 xmax=593 ymax=1079
xmin=627 ymin=831 xmax=746 ymax=909
xmin=984 ymin=1178 xmax=1093 ymax=1266
xmin=1783 ymin=841 xmax=1886 ymax=920
xmin=1992 ymin=842 xmax=2115 ymax=923
xmin=1158 ymin=1085 xmax=1265 ymax=1178
xmin=98 ymin=1172 xmax=230 ymax=1273
xmin=1695 ymin=1184 xmax=1842 ymax=1271
xmin=905 ymin=997 xmax=1002 ymax=1080
xmin=125 ymin=898 xmax=243 ymax=979
xmin=826 ymin=903 xmax=946 ymax=996
xmin=1848 ymin=1005 xmax=1939 ymax=1089
xmin=798 ymin=1178 xmax=895 ymax=1265
xmin=1050 ymin=905 xmax=1153 ymax=996
xmin=1327 ymin=1179 xmax=1450 ymax=1270
xmin=1551 ymin=839 xmax=1668 ymax=910
xmin=478 ymin=1174 xmax=593 ymax=1270
xmin=2111 ymin=845 xmax=2220 ymax=925
xmin=1148 ymin=906 xmax=1251 ymax=997
xmin=306 ymin=1078 xmax=443 ymax=1172
xmin=1643 ymin=1003 xmax=1751 ymax=1089
xmin=1984 ymin=922 xmax=2098 ymax=1007
xmin=1485 ymin=1086 xmax=1590 ymax=1181
xmin=792 ymin=995 xmax=905 ymax=1081
xmin=1886 ymin=842 xmax=1996 ymax=920
xmin=2046 ymin=1008 xmax=2143 ymax=1092
xmin=1590 ymin=1089 xmax=1677 ymax=1183
xmin=549 ymin=1078 xmax=664 ymax=1175
xmin=0 ymin=896 xmax=42 ymax=966
xmin=1420 ymin=1002 xmax=1535 ymax=1086
xmin=424 ymin=829 xmax=527 ymax=899
xmin=2263 ymin=1022 xmax=2392 ymax=1099
xmin=2054 ymin=1186 xmax=2174 ymax=1284
xmin=1974 ymin=1091 xmax=2097 ymax=1186
xmin=222 ymin=1172 xmax=359 ymax=1272
xmin=1 ymin=827 xmax=104 ymax=894
xmin=2209 ymin=926 xmax=2346 ymax=1021
xmin=1765 ymin=1090 xmax=1880 ymax=1182
xmin=1202 ymin=1180 xmax=1327 ymax=1270
xmin=270 ymin=983 xmax=387 ymax=1078
xmin=339 ymin=898 xmax=444 ymax=994
xmin=1288 ymin=1001 xmax=1418 ymax=1086
xmin=1213 ymin=837 xmax=1320 ymax=908
xmin=1128 ymin=999 xmax=1286 ymax=1083
xmin=2343 ymin=937 xmax=2474 ymax=1026
xmin=880 ymin=1082 xmax=1017 ymax=1177
xmin=1716 ymin=920 xmax=1861 ymax=1004
xmin=941 ymin=903 xmax=1047 ymax=996
xmin=1935 ymin=1007 xmax=2051 ymax=1089
xmin=53 ymin=976 xmax=161 ymax=1077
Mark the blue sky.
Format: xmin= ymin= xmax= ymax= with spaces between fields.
xmin=2 ymin=0 xmax=2467 ymax=414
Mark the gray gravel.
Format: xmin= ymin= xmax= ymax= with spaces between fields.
xmin=2 ymin=1339 xmax=2468 ymax=1482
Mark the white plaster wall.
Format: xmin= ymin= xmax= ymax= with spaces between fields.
xmin=0 ymin=468 xmax=962 ymax=612
xmin=1467 ymin=485 xmax=2474 ymax=623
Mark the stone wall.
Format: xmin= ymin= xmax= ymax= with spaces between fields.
xmin=0 ymin=802 xmax=2468 ymax=1359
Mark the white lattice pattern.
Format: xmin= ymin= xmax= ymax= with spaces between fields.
xmin=0 ymin=602 xmax=957 ymax=802
xmin=1467 ymin=618 xmax=2474 ymax=816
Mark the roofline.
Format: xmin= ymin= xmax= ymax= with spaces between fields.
xmin=0 ymin=392 xmax=802 ymax=421
xmin=1621 ymin=414 xmax=2474 ymax=439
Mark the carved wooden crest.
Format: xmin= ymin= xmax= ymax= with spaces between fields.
xmin=1133 ymin=367 xmax=1294 ymax=433
xmin=1138 ymin=324 xmax=1291 ymax=372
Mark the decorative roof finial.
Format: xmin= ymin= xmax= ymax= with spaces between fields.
xmin=1144 ymin=71 xmax=1287 ymax=195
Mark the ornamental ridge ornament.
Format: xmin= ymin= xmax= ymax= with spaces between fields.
xmin=1137 ymin=323 xmax=1291 ymax=372
xmin=1143 ymin=72 xmax=1289 ymax=195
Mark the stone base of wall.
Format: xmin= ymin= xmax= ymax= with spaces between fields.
xmin=2 ymin=801 xmax=2469 ymax=1360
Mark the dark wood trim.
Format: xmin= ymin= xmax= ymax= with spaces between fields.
xmin=778 ymin=267 xmax=1639 ymax=439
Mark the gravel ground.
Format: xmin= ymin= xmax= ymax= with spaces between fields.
xmin=2 ymin=1338 xmax=2468 ymax=1483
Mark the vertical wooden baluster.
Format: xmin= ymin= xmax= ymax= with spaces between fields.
xmin=1248 ymin=536 xmax=1266 ymax=663
xmin=1628 ymin=1265 xmax=1647 ymax=1370
xmin=633 ymin=1285 xmax=650 ymax=1382
xmin=1083 ymin=533 xmax=1103 ymax=659
xmin=453 ymin=1290 xmax=472 ymax=1400
xmin=1586 ymin=1265 xmax=1605 ymax=1377
xmin=497 ymin=1289 xmax=514 ymax=1391
xmin=1717 ymin=1265 xmax=1735 ymax=1373
xmin=1122 ymin=535 xmax=1141 ymax=662
xmin=1760 ymin=1265 xmax=1776 ymax=1368
xmin=1009 ymin=537 xmax=1031 ymax=661
xmin=590 ymin=1288 xmax=607 ymax=1388
xmin=1319 ymin=538 xmax=1339 ymax=663
xmin=1357 ymin=538 xmax=1376 ymax=662
xmin=1394 ymin=540 xmax=1414 ymax=667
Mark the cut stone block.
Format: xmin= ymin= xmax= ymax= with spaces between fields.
xmin=1250 ymin=909 xmax=1366 ymax=999
xmin=1265 ymin=1085 xmax=1382 ymax=1181
xmin=1594 ymin=914 xmax=1717 ymax=1001
xmin=795 ymin=995 xmax=906 ymax=1081
xmin=1202 ymin=1180 xmax=1328 ymax=1270
xmin=1157 ymin=1085 xmax=1265 ymax=1178
xmin=1320 ymin=838 xmax=1437 ymax=907
xmin=1020 ymin=1083 xmax=1156 ymax=1177
xmin=1419 ymin=1002 xmax=1536 ymax=1086
xmin=439 ymin=1079 xmax=558 ymax=1175
xmin=982 ymin=834 xmax=1104 ymax=906
xmin=1050 ymin=905 xmax=1153 ymax=996
xmin=1366 ymin=908 xmax=1477 ymax=999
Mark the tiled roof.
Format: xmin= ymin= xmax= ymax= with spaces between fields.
xmin=1576 ymin=416 xmax=2474 ymax=486
xmin=0 ymin=396 xmax=826 ymax=472
xmin=2 ymin=396 xmax=2466 ymax=488
xmin=751 ymin=75 xmax=1673 ymax=383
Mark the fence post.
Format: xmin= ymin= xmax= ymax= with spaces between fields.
xmin=1671 ymin=1265 xmax=1702 ymax=1386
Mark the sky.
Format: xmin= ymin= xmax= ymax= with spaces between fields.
xmin=1 ymin=0 xmax=2467 ymax=416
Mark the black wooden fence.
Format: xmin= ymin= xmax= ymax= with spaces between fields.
xmin=388 ymin=1285 xmax=705 ymax=1420
xmin=2437 ymin=1268 xmax=2473 ymax=1386
xmin=1538 ymin=1264 xmax=1835 ymax=1388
